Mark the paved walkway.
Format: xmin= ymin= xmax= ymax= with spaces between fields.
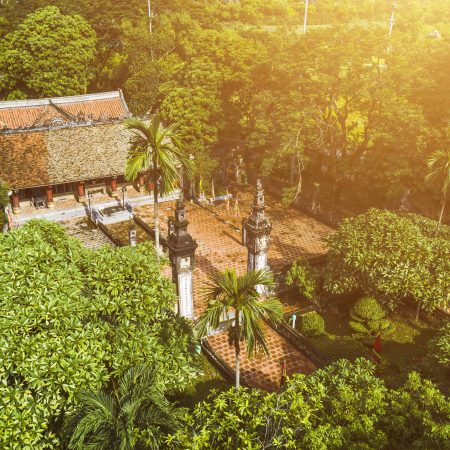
xmin=61 ymin=217 xmax=114 ymax=249
xmin=130 ymin=186 xmax=333 ymax=390
xmin=208 ymin=325 xmax=317 ymax=391
xmin=134 ymin=187 xmax=333 ymax=317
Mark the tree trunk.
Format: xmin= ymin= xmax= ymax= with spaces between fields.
xmin=235 ymin=313 xmax=241 ymax=390
xmin=415 ymin=298 xmax=422 ymax=322
xmin=235 ymin=349 xmax=240 ymax=390
xmin=436 ymin=189 xmax=447 ymax=236
xmin=153 ymin=181 xmax=160 ymax=263
xmin=289 ymin=154 xmax=295 ymax=184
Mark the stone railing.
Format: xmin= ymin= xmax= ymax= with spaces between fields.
xmin=201 ymin=339 xmax=248 ymax=387
xmin=272 ymin=320 xmax=330 ymax=367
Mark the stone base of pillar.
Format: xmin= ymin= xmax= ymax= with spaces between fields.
xmin=77 ymin=195 xmax=86 ymax=203
xmin=138 ymin=185 xmax=145 ymax=193
xmin=12 ymin=206 xmax=20 ymax=214
xmin=110 ymin=190 xmax=118 ymax=197
xmin=47 ymin=201 xmax=55 ymax=209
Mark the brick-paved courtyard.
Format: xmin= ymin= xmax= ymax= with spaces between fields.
xmin=130 ymin=185 xmax=334 ymax=390
xmin=61 ymin=217 xmax=114 ymax=249
xmin=208 ymin=326 xmax=317 ymax=391
xmin=133 ymin=187 xmax=333 ymax=316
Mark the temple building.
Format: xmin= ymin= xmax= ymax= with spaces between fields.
xmin=0 ymin=90 xmax=134 ymax=213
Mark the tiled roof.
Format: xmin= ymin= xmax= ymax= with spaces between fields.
xmin=0 ymin=91 xmax=130 ymax=131
xmin=0 ymin=123 xmax=132 ymax=189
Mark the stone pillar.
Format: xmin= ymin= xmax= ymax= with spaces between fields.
xmin=76 ymin=181 xmax=86 ymax=202
xmin=138 ymin=173 xmax=145 ymax=193
xmin=46 ymin=185 xmax=55 ymax=209
xmin=11 ymin=189 xmax=20 ymax=214
xmin=128 ymin=224 xmax=137 ymax=246
xmin=244 ymin=180 xmax=272 ymax=293
xmin=110 ymin=177 xmax=118 ymax=196
xmin=167 ymin=194 xmax=198 ymax=319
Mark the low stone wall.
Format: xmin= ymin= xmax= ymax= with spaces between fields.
xmin=201 ymin=339 xmax=247 ymax=387
xmin=273 ymin=321 xmax=330 ymax=367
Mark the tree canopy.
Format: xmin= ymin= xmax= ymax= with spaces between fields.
xmin=0 ymin=6 xmax=97 ymax=99
xmin=167 ymin=358 xmax=450 ymax=449
xmin=324 ymin=209 xmax=450 ymax=312
xmin=0 ymin=220 xmax=199 ymax=449
xmin=0 ymin=0 xmax=449 ymax=216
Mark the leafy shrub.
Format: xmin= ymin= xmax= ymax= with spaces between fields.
xmin=286 ymin=259 xmax=322 ymax=307
xmin=430 ymin=323 xmax=450 ymax=368
xmin=349 ymin=296 xmax=395 ymax=337
xmin=299 ymin=311 xmax=325 ymax=337
xmin=325 ymin=209 xmax=450 ymax=313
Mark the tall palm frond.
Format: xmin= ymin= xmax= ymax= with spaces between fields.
xmin=124 ymin=115 xmax=193 ymax=260
xmin=63 ymin=364 xmax=181 ymax=450
xmin=426 ymin=148 xmax=450 ymax=228
xmin=196 ymin=269 xmax=283 ymax=389
xmin=125 ymin=115 xmax=193 ymax=194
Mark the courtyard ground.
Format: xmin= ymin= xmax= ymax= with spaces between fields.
xmin=130 ymin=185 xmax=334 ymax=391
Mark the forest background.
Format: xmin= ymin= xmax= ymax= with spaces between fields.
xmin=1 ymin=0 xmax=449 ymax=219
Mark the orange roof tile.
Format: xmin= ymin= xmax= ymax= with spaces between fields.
xmin=0 ymin=91 xmax=130 ymax=131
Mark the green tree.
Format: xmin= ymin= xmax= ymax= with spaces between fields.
xmin=168 ymin=358 xmax=450 ymax=449
xmin=349 ymin=296 xmax=395 ymax=338
xmin=286 ymin=259 xmax=323 ymax=308
xmin=325 ymin=209 xmax=450 ymax=316
xmin=0 ymin=220 xmax=198 ymax=449
xmin=426 ymin=148 xmax=450 ymax=231
xmin=430 ymin=323 xmax=450 ymax=369
xmin=196 ymin=269 xmax=283 ymax=389
xmin=386 ymin=371 xmax=450 ymax=449
xmin=0 ymin=6 xmax=96 ymax=99
xmin=125 ymin=115 xmax=193 ymax=262
xmin=63 ymin=364 xmax=182 ymax=450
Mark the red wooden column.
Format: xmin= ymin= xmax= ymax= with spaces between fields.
xmin=138 ymin=173 xmax=145 ymax=193
xmin=76 ymin=181 xmax=86 ymax=202
xmin=46 ymin=185 xmax=55 ymax=209
xmin=11 ymin=189 xmax=20 ymax=214
xmin=110 ymin=177 xmax=118 ymax=196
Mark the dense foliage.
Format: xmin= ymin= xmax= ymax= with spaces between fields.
xmin=0 ymin=220 xmax=199 ymax=449
xmin=325 ymin=209 xmax=450 ymax=313
xmin=299 ymin=311 xmax=325 ymax=337
xmin=1 ymin=0 xmax=449 ymax=214
xmin=63 ymin=364 xmax=182 ymax=449
xmin=0 ymin=6 xmax=96 ymax=99
xmin=349 ymin=296 xmax=395 ymax=338
xmin=167 ymin=358 xmax=450 ymax=449
xmin=430 ymin=323 xmax=450 ymax=369
xmin=285 ymin=259 xmax=322 ymax=308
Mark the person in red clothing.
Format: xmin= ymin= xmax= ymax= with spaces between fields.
xmin=373 ymin=334 xmax=382 ymax=364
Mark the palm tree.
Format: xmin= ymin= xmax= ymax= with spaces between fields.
xmin=196 ymin=269 xmax=283 ymax=389
xmin=426 ymin=148 xmax=450 ymax=232
xmin=125 ymin=115 xmax=193 ymax=262
xmin=63 ymin=364 xmax=181 ymax=450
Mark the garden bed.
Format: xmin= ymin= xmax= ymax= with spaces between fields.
xmin=294 ymin=301 xmax=449 ymax=392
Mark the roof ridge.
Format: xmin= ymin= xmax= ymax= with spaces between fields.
xmin=0 ymin=91 xmax=122 ymax=110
